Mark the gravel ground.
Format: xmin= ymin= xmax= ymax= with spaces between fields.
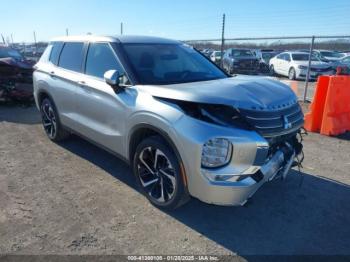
xmin=0 ymin=102 xmax=349 ymax=259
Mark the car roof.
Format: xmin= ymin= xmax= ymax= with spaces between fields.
xmin=285 ymin=51 xmax=310 ymax=55
xmin=50 ymin=35 xmax=181 ymax=44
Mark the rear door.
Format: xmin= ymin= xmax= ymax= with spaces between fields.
xmin=47 ymin=42 xmax=85 ymax=129
xmin=273 ymin=53 xmax=284 ymax=74
xmin=75 ymin=42 xmax=135 ymax=156
xmin=280 ymin=53 xmax=292 ymax=75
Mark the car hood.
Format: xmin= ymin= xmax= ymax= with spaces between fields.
xmin=0 ymin=57 xmax=34 ymax=70
xmin=137 ymin=75 xmax=297 ymax=110
xmin=324 ymin=56 xmax=342 ymax=61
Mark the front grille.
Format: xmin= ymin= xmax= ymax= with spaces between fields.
xmin=239 ymin=103 xmax=304 ymax=138
xmin=239 ymin=59 xmax=258 ymax=69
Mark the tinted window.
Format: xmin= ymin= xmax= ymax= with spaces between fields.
xmin=276 ymin=53 xmax=284 ymax=59
xmin=123 ymin=43 xmax=227 ymax=85
xmin=49 ymin=42 xmax=64 ymax=65
xmin=231 ymin=49 xmax=254 ymax=57
xmin=58 ymin=42 xmax=84 ymax=72
xmin=292 ymin=54 xmax=319 ymax=61
xmin=85 ymin=43 xmax=123 ymax=78
xmin=320 ymin=51 xmax=343 ymax=58
xmin=283 ymin=54 xmax=291 ymax=61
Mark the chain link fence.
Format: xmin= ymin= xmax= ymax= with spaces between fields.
xmin=184 ymin=35 xmax=350 ymax=101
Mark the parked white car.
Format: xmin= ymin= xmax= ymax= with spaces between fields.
xmin=210 ymin=51 xmax=222 ymax=63
xmin=269 ymin=52 xmax=334 ymax=80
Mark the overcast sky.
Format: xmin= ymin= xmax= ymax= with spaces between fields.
xmin=2 ymin=0 xmax=350 ymax=42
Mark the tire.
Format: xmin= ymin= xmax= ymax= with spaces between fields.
xmin=40 ymin=97 xmax=70 ymax=142
xmin=270 ymin=65 xmax=276 ymax=76
xmin=288 ymin=67 xmax=296 ymax=80
xmin=133 ymin=136 xmax=189 ymax=210
xmin=228 ymin=64 xmax=234 ymax=75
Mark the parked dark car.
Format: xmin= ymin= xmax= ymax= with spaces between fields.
xmin=313 ymin=50 xmax=345 ymax=63
xmin=0 ymin=46 xmax=35 ymax=103
xmin=252 ymin=49 xmax=282 ymax=73
xmin=330 ymin=55 xmax=350 ymax=70
xmin=222 ymin=48 xmax=259 ymax=75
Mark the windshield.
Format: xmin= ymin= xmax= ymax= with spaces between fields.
xmin=232 ymin=49 xmax=253 ymax=57
xmin=320 ymin=51 xmax=344 ymax=58
xmin=292 ymin=54 xmax=319 ymax=61
xmin=122 ymin=43 xmax=227 ymax=85
xmin=0 ymin=48 xmax=23 ymax=60
xmin=214 ymin=51 xmax=222 ymax=57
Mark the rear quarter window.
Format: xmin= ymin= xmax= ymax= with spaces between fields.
xmin=49 ymin=42 xmax=64 ymax=65
xmin=58 ymin=42 xmax=84 ymax=72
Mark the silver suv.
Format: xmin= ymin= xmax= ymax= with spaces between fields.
xmin=33 ymin=35 xmax=304 ymax=209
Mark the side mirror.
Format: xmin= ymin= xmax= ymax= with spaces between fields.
xmin=104 ymin=70 xmax=122 ymax=93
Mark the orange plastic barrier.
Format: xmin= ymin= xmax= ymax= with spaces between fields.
xmin=304 ymin=75 xmax=350 ymax=136
xmin=304 ymin=76 xmax=330 ymax=132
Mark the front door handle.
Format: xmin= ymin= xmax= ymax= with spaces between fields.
xmin=77 ymin=80 xmax=86 ymax=86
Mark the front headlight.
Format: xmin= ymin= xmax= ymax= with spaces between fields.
xmin=298 ymin=65 xmax=308 ymax=70
xmin=201 ymin=138 xmax=232 ymax=168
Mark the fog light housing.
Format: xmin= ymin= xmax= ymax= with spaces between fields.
xmin=201 ymin=138 xmax=232 ymax=168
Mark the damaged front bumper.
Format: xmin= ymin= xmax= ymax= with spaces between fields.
xmin=198 ymin=142 xmax=297 ymax=206
xmin=171 ymin=113 xmax=304 ymax=206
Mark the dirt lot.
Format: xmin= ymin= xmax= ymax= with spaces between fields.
xmin=0 ymin=103 xmax=349 ymax=259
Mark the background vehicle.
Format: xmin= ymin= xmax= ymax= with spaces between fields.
xmin=330 ymin=55 xmax=350 ymax=70
xmin=201 ymin=48 xmax=214 ymax=58
xmin=252 ymin=49 xmax=281 ymax=73
xmin=222 ymin=48 xmax=259 ymax=74
xmin=34 ymin=35 xmax=304 ymax=210
xmin=269 ymin=51 xmax=334 ymax=80
xmin=0 ymin=46 xmax=34 ymax=103
xmin=312 ymin=49 xmax=345 ymax=62
xmin=209 ymin=50 xmax=223 ymax=64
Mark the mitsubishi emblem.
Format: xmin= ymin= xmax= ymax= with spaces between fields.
xmin=283 ymin=115 xmax=292 ymax=129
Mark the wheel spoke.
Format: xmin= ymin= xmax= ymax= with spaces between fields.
xmin=50 ymin=124 xmax=54 ymax=137
xmin=42 ymin=105 xmax=50 ymax=120
xmin=140 ymin=177 xmax=159 ymax=188
xmin=139 ymin=150 xmax=155 ymax=175
xmin=158 ymin=179 xmax=165 ymax=202
xmin=154 ymin=149 xmax=163 ymax=169
xmin=159 ymin=169 xmax=176 ymax=189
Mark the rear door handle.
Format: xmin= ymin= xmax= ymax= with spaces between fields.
xmin=49 ymin=71 xmax=55 ymax=77
xmin=77 ymin=80 xmax=86 ymax=86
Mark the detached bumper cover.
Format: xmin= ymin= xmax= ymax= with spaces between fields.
xmin=199 ymin=145 xmax=295 ymax=206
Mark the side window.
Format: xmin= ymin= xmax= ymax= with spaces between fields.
xmin=285 ymin=54 xmax=291 ymax=62
xmin=276 ymin=53 xmax=284 ymax=60
xmin=58 ymin=42 xmax=84 ymax=72
xmin=85 ymin=43 xmax=124 ymax=79
xmin=49 ymin=42 xmax=64 ymax=65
